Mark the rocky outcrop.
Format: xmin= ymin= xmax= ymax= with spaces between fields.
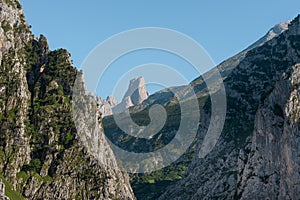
xmin=0 ymin=1 xmax=135 ymax=199
xmin=236 ymin=64 xmax=300 ymax=199
xmin=0 ymin=0 xmax=32 ymax=188
xmin=98 ymin=96 xmax=118 ymax=117
xmin=98 ymin=76 xmax=149 ymax=116
xmin=113 ymin=96 xmax=134 ymax=113
xmin=72 ymin=71 xmax=135 ymax=199
xmin=158 ymin=15 xmax=300 ymax=199
xmin=112 ymin=76 xmax=149 ymax=114
xmin=123 ymin=76 xmax=149 ymax=105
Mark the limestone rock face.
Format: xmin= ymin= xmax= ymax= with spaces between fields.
xmin=123 ymin=76 xmax=149 ymax=105
xmin=113 ymin=96 xmax=134 ymax=113
xmin=159 ymin=15 xmax=300 ymax=199
xmin=98 ymin=77 xmax=149 ymax=116
xmin=106 ymin=76 xmax=149 ymax=114
xmin=98 ymin=96 xmax=118 ymax=117
xmin=72 ymin=72 xmax=135 ymax=199
xmin=0 ymin=1 xmax=135 ymax=199
xmin=236 ymin=64 xmax=300 ymax=199
xmin=0 ymin=0 xmax=32 ymax=188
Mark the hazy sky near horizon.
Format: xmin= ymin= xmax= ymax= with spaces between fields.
xmin=19 ymin=0 xmax=300 ymax=99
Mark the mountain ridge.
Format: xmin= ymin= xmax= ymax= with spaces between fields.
xmin=158 ymin=14 xmax=300 ymax=200
xmin=115 ymin=16 xmax=297 ymax=200
xmin=130 ymin=19 xmax=291 ymax=114
xmin=1 ymin=0 xmax=300 ymax=199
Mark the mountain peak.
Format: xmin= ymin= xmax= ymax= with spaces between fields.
xmin=123 ymin=76 xmax=149 ymax=105
xmin=247 ymin=20 xmax=290 ymax=50
xmin=266 ymin=20 xmax=291 ymax=40
xmin=98 ymin=76 xmax=149 ymax=116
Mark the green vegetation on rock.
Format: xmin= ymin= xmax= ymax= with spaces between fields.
xmin=0 ymin=174 xmax=24 ymax=200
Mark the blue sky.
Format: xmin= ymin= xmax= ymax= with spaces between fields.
xmin=19 ymin=0 xmax=300 ymax=99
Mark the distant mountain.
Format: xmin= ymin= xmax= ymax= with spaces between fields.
xmin=113 ymin=76 xmax=149 ymax=114
xmin=119 ymin=17 xmax=294 ymax=200
xmin=98 ymin=76 xmax=149 ymax=116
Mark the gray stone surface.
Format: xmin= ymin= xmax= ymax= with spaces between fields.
xmin=111 ymin=76 xmax=149 ymax=114
xmin=123 ymin=76 xmax=149 ymax=105
xmin=98 ymin=96 xmax=118 ymax=117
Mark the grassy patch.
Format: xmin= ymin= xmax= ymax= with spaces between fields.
xmin=2 ymin=21 xmax=11 ymax=32
xmin=0 ymin=174 xmax=24 ymax=200
xmin=16 ymin=171 xmax=30 ymax=185
xmin=148 ymin=179 xmax=155 ymax=184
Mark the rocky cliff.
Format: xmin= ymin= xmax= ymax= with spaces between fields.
xmin=0 ymin=0 xmax=135 ymax=199
xmin=236 ymin=63 xmax=300 ymax=199
xmin=123 ymin=76 xmax=149 ymax=105
xmin=98 ymin=96 xmax=118 ymax=117
xmin=158 ymin=15 xmax=300 ymax=200
xmin=112 ymin=76 xmax=149 ymax=114
xmin=0 ymin=0 xmax=32 ymax=196
xmin=98 ymin=76 xmax=149 ymax=116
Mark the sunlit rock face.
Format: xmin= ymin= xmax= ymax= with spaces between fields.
xmin=0 ymin=0 xmax=136 ymax=199
xmin=98 ymin=96 xmax=118 ymax=117
xmin=123 ymin=76 xmax=149 ymax=105
xmin=102 ymin=76 xmax=150 ymax=114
